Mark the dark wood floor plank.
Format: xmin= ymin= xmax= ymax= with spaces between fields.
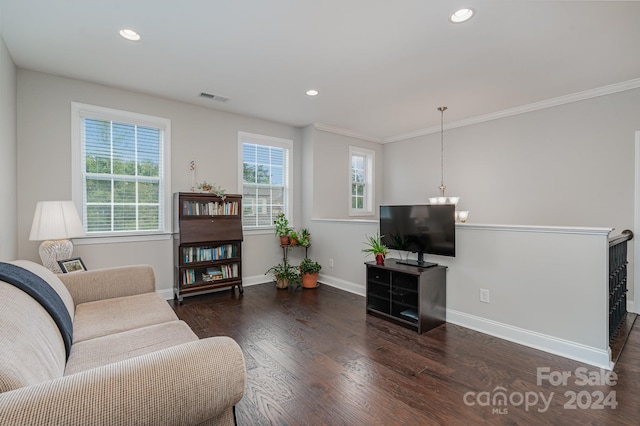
xmin=171 ymin=283 xmax=640 ymax=425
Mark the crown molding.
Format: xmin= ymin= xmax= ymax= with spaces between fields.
xmin=384 ymin=78 xmax=640 ymax=143
xmin=313 ymin=123 xmax=383 ymax=143
xmin=311 ymin=78 xmax=640 ymax=144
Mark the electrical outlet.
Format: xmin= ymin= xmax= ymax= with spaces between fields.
xmin=480 ymin=289 xmax=490 ymax=303
xmin=329 ymin=258 xmax=334 ymax=268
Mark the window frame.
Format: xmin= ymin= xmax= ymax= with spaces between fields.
xmin=71 ymin=102 xmax=172 ymax=241
xmin=349 ymin=146 xmax=375 ymax=217
xmin=238 ymin=131 xmax=293 ymax=232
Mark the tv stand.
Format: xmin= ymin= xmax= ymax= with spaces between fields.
xmin=365 ymin=259 xmax=447 ymax=334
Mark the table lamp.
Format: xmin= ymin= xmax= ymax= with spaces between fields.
xmin=29 ymin=201 xmax=85 ymax=273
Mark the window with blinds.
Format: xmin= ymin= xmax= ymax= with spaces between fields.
xmin=239 ymin=131 xmax=292 ymax=229
xmin=72 ymin=103 xmax=171 ymax=236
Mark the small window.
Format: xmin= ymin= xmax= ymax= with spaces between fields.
xmin=72 ymin=103 xmax=171 ymax=236
xmin=239 ymin=132 xmax=292 ymax=229
xmin=349 ymin=146 xmax=375 ymax=216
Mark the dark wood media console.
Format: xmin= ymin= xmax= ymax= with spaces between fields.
xmin=365 ymin=259 xmax=447 ymax=334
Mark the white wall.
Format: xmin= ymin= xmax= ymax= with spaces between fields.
xmin=384 ymin=90 xmax=640 ymax=229
xmin=445 ymin=224 xmax=611 ymax=368
xmin=307 ymin=127 xmax=384 ymax=220
xmin=16 ymin=69 xmax=301 ymax=293
xmin=0 ymin=32 xmax=17 ymax=261
xmin=312 ymin=219 xmax=378 ymax=294
xmin=384 ymin=89 xmax=640 ymax=306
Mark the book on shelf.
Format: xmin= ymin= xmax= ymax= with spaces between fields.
xmin=182 ymin=200 xmax=239 ymax=216
xmin=182 ymin=268 xmax=196 ymax=285
xmin=183 ymin=244 xmax=237 ymax=263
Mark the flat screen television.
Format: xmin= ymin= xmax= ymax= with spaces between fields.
xmin=379 ymin=204 xmax=455 ymax=267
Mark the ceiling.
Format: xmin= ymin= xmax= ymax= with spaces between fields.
xmin=2 ymin=0 xmax=639 ymax=142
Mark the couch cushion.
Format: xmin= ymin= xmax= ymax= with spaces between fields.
xmin=0 ymin=283 xmax=66 ymax=392
xmin=64 ymin=320 xmax=198 ymax=376
xmin=73 ymin=292 xmax=179 ymax=343
xmin=0 ymin=262 xmax=74 ymax=360
xmin=10 ymin=260 xmax=75 ymax=319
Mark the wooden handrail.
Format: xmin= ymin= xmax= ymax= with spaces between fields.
xmin=609 ymin=229 xmax=633 ymax=247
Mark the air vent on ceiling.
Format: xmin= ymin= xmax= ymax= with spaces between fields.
xmin=199 ymin=92 xmax=229 ymax=102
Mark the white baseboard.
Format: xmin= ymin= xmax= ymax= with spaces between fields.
xmin=159 ymin=288 xmax=173 ymax=300
xmin=446 ymin=309 xmax=612 ymax=369
xmin=317 ymin=273 xmax=365 ymax=296
xmin=242 ymin=274 xmax=272 ymax=287
xmin=242 ymin=273 xmax=366 ymax=296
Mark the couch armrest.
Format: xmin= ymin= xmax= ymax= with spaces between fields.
xmin=0 ymin=336 xmax=246 ymax=426
xmin=58 ymin=265 xmax=156 ymax=305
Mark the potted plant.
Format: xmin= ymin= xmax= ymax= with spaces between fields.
xmin=265 ymin=259 xmax=299 ymax=289
xmin=289 ymin=229 xmax=299 ymax=246
xmin=298 ymin=228 xmax=311 ymax=247
xmin=196 ymin=181 xmax=226 ymax=199
xmin=362 ymin=232 xmax=389 ymax=265
xmin=299 ymin=257 xmax=321 ymax=289
xmin=274 ymin=213 xmax=291 ymax=245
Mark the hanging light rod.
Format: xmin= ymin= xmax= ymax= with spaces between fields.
xmin=429 ymin=106 xmax=460 ymax=206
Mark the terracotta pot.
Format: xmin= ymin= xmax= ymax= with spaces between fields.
xmin=375 ymin=253 xmax=385 ymax=265
xmin=279 ymin=235 xmax=290 ymax=246
xmin=301 ymin=272 xmax=319 ymax=289
xmin=275 ymin=278 xmax=288 ymax=289
xmin=290 ymin=238 xmax=298 ymax=246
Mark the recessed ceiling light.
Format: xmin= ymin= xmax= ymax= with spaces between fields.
xmin=450 ymin=8 xmax=474 ymax=23
xmin=119 ymin=29 xmax=141 ymax=41
xmin=306 ymin=89 xmax=319 ymax=96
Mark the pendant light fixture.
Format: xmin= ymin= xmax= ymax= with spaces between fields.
xmin=429 ymin=106 xmax=459 ymax=206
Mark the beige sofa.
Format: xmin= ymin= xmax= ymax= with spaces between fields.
xmin=0 ymin=260 xmax=246 ymax=425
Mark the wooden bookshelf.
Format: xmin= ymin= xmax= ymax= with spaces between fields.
xmin=173 ymin=192 xmax=243 ymax=303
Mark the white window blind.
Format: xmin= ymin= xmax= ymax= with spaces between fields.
xmin=239 ymin=132 xmax=292 ymax=229
xmin=72 ymin=103 xmax=171 ymax=237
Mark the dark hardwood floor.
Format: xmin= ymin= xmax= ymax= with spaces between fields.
xmin=171 ymin=283 xmax=640 ymax=425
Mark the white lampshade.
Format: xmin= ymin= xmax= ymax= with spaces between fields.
xmin=29 ymin=201 xmax=85 ymax=273
xmin=29 ymin=201 xmax=84 ymax=241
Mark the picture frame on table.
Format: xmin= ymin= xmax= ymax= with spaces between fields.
xmin=58 ymin=257 xmax=87 ymax=273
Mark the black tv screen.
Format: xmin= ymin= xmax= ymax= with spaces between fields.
xmin=380 ymin=204 xmax=455 ymax=265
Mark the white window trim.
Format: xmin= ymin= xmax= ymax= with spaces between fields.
xmin=71 ymin=102 xmax=172 ymax=241
xmin=238 ymin=131 xmax=293 ymax=232
xmin=349 ymin=146 xmax=375 ymax=217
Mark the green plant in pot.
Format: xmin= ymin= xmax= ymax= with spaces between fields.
xmin=265 ymin=259 xmax=299 ymax=289
xmin=289 ymin=229 xmax=299 ymax=246
xmin=274 ymin=213 xmax=291 ymax=245
xmin=362 ymin=232 xmax=389 ymax=265
xmin=299 ymin=257 xmax=321 ymax=289
xmin=298 ymin=228 xmax=311 ymax=247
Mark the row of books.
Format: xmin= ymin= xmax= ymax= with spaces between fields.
xmin=182 ymin=200 xmax=239 ymax=216
xmin=182 ymin=244 xmax=237 ymax=263
xmin=181 ymin=263 xmax=239 ymax=285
